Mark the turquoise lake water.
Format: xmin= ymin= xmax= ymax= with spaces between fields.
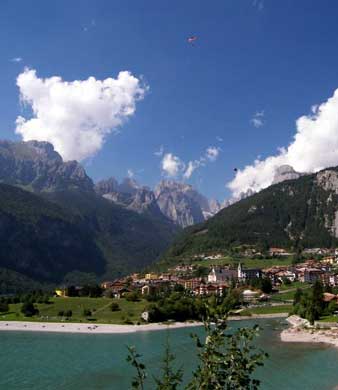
xmin=1 ymin=318 xmax=338 ymax=389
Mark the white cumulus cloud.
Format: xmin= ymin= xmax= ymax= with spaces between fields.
xmin=206 ymin=146 xmax=220 ymax=162
xmin=250 ymin=111 xmax=265 ymax=128
xmin=15 ymin=68 xmax=146 ymax=161
xmin=161 ymin=153 xmax=185 ymax=177
xmin=228 ymin=89 xmax=338 ymax=198
xmin=161 ymin=146 xmax=221 ymax=179
xmin=10 ymin=57 xmax=23 ymax=63
xmin=183 ymin=160 xmax=202 ymax=179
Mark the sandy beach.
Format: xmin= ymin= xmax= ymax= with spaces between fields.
xmin=0 ymin=320 xmax=205 ymax=334
xmin=281 ymin=315 xmax=338 ymax=347
xmin=0 ymin=313 xmax=288 ymax=334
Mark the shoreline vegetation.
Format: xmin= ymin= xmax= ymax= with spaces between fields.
xmin=0 ymin=313 xmax=288 ymax=334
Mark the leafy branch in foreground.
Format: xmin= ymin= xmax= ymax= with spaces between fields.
xmin=153 ymin=334 xmax=183 ymax=390
xmin=126 ymin=346 xmax=147 ymax=390
xmin=126 ymin=304 xmax=268 ymax=389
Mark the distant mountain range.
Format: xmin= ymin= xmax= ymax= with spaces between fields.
xmin=95 ymin=178 xmax=223 ymax=228
xmin=0 ymin=139 xmax=314 ymax=290
xmin=160 ymin=166 xmax=338 ymax=266
xmin=0 ymin=140 xmax=178 ymax=288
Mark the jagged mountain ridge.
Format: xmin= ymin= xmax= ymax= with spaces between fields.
xmin=95 ymin=178 xmax=224 ymax=228
xmin=161 ymin=166 xmax=338 ymax=262
xmin=0 ymin=140 xmax=93 ymax=192
xmin=272 ymin=164 xmax=304 ymax=185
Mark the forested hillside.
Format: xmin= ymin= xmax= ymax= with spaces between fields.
xmin=161 ymin=167 xmax=338 ymax=264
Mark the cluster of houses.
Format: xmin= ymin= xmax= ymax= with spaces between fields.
xmin=264 ymin=258 xmax=338 ymax=286
xmin=99 ymin=264 xmax=260 ymax=300
xmin=55 ymin=247 xmax=338 ymax=302
xmin=97 ymin=251 xmax=338 ymax=301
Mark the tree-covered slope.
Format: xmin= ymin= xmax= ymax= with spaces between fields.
xmin=0 ymin=184 xmax=178 ymax=286
xmin=43 ymin=189 xmax=179 ymax=277
xmin=162 ymin=167 xmax=338 ymax=262
xmin=0 ymin=140 xmax=179 ymax=289
xmin=0 ymin=183 xmax=106 ymax=283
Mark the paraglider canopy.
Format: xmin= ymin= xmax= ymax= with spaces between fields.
xmin=187 ymin=36 xmax=197 ymax=44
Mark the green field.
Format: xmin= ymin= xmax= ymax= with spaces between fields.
xmin=240 ymin=304 xmax=293 ymax=316
xmin=270 ymin=283 xmax=311 ymax=303
xmin=270 ymin=291 xmax=295 ymax=302
xmin=278 ymin=281 xmax=308 ymax=291
xmin=195 ymin=256 xmax=293 ymax=269
xmin=318 ymin=315 xmax=338 ymax=323
xmin=0 ymin=297 xmax=147 ymax=324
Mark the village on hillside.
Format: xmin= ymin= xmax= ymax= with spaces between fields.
xmin=55 ymin=247 xmax=338 ymax=310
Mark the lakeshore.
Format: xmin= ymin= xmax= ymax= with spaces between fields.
xmin=0 ymin=313 xmax=288 ymax=334
xmin=281 ymin=315 xmax=338 ymax=348
xmin=0 ymin=320 xmax=203 ymax=334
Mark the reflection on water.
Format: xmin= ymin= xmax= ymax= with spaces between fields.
xmin=0 ymin=318 xmax=338 ymax=390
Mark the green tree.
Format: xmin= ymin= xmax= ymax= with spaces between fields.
xmin=127 ymin=304 xmax=267 ymax=389
xmin=260 ymin=278 xmax=272 ymax=294
xmin=187 ymin=306 xmax=267 ymax=389
xmin=0 ymin=302 xmax=9 ymax=312
xmin=125 ymin=291 xmax=140 ymax=302
xmin=154 ymin=335 xmax=183 ymax=390
xmin=293 ymin=281 xmax=325 ymax=324
xmin=307 ymin=280 xmax=324 ymax=323
xmin=327 ymin=300 xmax=337 ymax=315
xmin=111 ymin=302 xmax=120 ymax=312
xmin=21 ymin=302 xmax=39 ymax=317
xmin=293 ymin=288 xmax=303 ymax=306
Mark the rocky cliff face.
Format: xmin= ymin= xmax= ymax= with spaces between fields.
xmin=95 ymin=177 xmax=222 ymax=228
xmin=272 ymin=164 xmax=303 ymax=185
xmin=154 ymin=181 xmax=205 ymax=228
xmin=127 ymin=187 xmax=164 ymax=217
xmin=0 ymin=140 xmax=93 ymax=192
xmin=95 ymin=177 xmax=118 ymax=195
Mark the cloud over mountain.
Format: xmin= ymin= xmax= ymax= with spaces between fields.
xmin=161 ymin=146 xmax=221 ymax=179
xmin=16 ymin=68 xmax=146 ymax=161
xmin=228 ymin=89 xmax=338 ymax=197
xmin=161 ymin=153 xmax=185 ymax=177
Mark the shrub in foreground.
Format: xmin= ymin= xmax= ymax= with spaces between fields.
xmin=127 ymin=304 xmax=268 ymax=389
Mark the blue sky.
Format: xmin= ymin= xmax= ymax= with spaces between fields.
xmin=1 ymin=0 xmax=338 ymax=201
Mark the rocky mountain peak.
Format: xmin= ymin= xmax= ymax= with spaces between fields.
xmin=118 ymin=177 xmax=140 ymax=195
xmin=154 ymin=180 xmax=192 ymax=196
xmin=155 ymin=182 xmax=205 ymax=228
xmin=0 ymin=140 xmax=93 ymax=192
xmin=127 ymin=187 xmax=164 ymax=216
xmin=208 ymin=198 xmax=221 ymax=214
xmin=272 ymin=164 xmax=302 ymax=185
xmin=95 ymin=177 xmax=119 ymax=195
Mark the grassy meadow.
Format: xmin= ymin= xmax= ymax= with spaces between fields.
xmin=0 ymin=297 xmax=147 ymax=324
xmin=240 ymin=304 xmax=293 ymax=316
xmin=194 ymin=256 xmax=293 ymax=269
